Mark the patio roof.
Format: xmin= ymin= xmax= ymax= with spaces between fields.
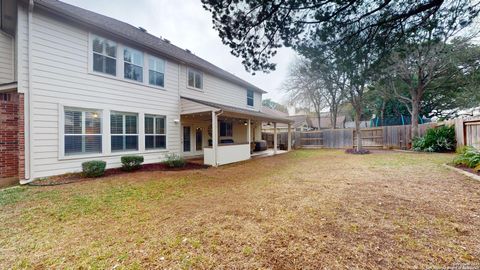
xmin=181 ymin=97 xmax=293 ymax=124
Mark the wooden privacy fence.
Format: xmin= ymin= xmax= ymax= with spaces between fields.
xmin=455 ymin=117 xmax=480 ymax=149
xmin=263 ymin=123 xmax=437 ymax=149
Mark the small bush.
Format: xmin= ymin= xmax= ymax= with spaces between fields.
xmin=121 ymin=155 xmax=144 ymax=171
xmin=412 ymin=125 xmax=456 ymax=152
xmin=453 ymin=146 xmax=480 ymax=168
xmin=345 ymin=148 xmax=370 ymax=155
xmin=164 ymin=153 xmax=186 ymax=168
xmin=82 ymin=161 xmax=106 ymax=178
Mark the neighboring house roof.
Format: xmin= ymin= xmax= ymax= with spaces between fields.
xmin=309 ymin=115 xmax=346 ymax=129
xmin=260 ymin=108 xmax=309 ymax=129
xmin=261 ymin=106 xmax=289 ymax=118
xmin=181 ymin=97 xmax=292 ymax=123
xmin=33 ymin=0 xmax=267 ymax=94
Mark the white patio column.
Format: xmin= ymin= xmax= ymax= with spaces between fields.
xmin=211 ymin=111 xmax=218 ymax=166
xmin=273 ymin=122 xmax=278 ymax=154
xmin=287 ymin=123 xmax=292 ymax=151
xmin=247 ymin=119 xmax=251 ymax=144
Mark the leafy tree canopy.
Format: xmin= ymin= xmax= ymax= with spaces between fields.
xmin=202 ymin=0 xmax=479 ymax=73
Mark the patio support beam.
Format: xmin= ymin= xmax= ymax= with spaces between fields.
xmin=288 ymin=123 xmax=292 ymax=151
xmin=273 ymin=122 xmax=278 ymax=154
xmin=212 ymin=110 xmax=218 ymax=167
xmin=247 ymin=119 xmax=251 ymax=145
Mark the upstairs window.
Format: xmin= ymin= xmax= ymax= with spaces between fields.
xmin=219 ymin=121 xmax=232 ymax=137
xmin=92 ymin=36 xmax=117 ymax=76
xmin=145 ymin=115 xmax=166 ymax=150
xmin=111 ymin=112 xmax=138 ymax=152
xmin=247 ymin=89 xmax=254 ymax=107
xmin=64 ymin=108 xmax=102 ymax=155
xmin=124 ymin=47 xmax=143 ymax=82
xmin=149 ymin=57 xmax=165 ymax=87
xmin=188 ymin=68 xmax=203 ymax=89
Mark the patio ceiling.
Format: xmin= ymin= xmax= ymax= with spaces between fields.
xmin=180 ymin=97 xmax=293 ymax=124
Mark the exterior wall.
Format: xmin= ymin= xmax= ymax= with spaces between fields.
xmin=0 ymin=92 xmax=24 ymax=185
xmin=28 ymin=11 xmax=181 ymax=178
xmin=0 ymin=31 xmax=14 ymax=83
xmin=18 ymin=7 xmax=265 ymax=179
xmin=179 ymin=65 xmax=262 ymax=112
xmin=17 ymin=5 xmax=29 ymax=93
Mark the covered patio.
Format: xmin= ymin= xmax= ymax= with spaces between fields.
xmin=180 ymin=97 xmax=293 ymax=166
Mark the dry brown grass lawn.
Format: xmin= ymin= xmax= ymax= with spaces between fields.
xmin=1 ymin=150 xmax=480 ymax=269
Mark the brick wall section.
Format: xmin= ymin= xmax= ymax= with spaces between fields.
xmin=18 ymin=93 xmax=25 ymax=180
xmin=0 ymin=91 xmax=24 ymax=181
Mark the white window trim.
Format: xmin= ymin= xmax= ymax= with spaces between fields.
xmin=123 ymin=46 xmax=144 ymax=82
xmin=90 ymin=34 xmax=117 ymax=77
xmin=186 ymin=68 xmax=203 ymax=91
xmin=87 ymin=33 xmax=167 ymax=91
xmin=247 ymin=89 xmax=254 ymax=108
xmin=110 ymin=111 xmax=140 ymax=152
xmin=148 ymin=56 xmax=166 ymax=88
xmin=58 ymin=104 xmax=106 ymax=160
xmin=145 ymin=114 xmax=168 ymax=151
xmin=59 ymin=105 xmax=170 ymax=160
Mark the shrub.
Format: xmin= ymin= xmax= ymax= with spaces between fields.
xmin=121 ymin=155 xmax=144 ymax=171
xmin=82 ymin=160 xmax=107 ymax=177
xmin=164 ymin=153 xmax=186 ymax=168
xmin=412 ymin=125 xmax=456 ymax=152
xmin=453 ymin=146 xmax=480 ymax=168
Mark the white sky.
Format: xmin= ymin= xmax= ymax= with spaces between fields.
xmin=62 ymin=0 xmax=296 ymax=103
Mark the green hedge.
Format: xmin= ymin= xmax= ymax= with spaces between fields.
xmin=82 ymin=160 xmax=107 ymax=177
xmin=412 ymin=125 xmax=456 ymax=152
xmin=121 ymin=155 xmax=144 ymax=171
xmin=164 ymin=153 xmax=186 ymax=168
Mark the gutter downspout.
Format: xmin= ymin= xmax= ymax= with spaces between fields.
xmin=20 ymin=0 xmax=34 ymax=184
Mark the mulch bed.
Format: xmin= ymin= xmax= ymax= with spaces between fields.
xmin=29 ymin=162 xmax=209 ymax=186
xmin=453 ymin=164 xmax=480 ymax=176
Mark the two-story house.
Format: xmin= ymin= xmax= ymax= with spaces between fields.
xmin=0 ymin=0 xmax=292 ymax=185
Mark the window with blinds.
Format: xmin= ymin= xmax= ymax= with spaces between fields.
xmin=111 ymin=112 xmax=138 ymax=152
xmin=145 ymin=115 xmax=166 ymax=150
xmin=64 ymin=109 xmax=102 ymax=155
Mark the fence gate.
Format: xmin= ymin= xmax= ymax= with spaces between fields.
xmin=465 ymin=120 xmax=480 ymax=149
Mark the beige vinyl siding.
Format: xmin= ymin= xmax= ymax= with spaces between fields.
xmin=29 ymin=11 xmax=181 ymax=178
xmin=0 ymin=31 xmax=14 ymax=83
xmin=16 ymin=5 xmax=29 ymax=92
xmin=179 ymin=65 xmax=262 ymax=111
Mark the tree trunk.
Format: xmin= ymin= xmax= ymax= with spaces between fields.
xmin=411 ymin=96 xmax=420 ymax=139
xmin=330 ymin=107 xmax=338 ymax=130
xmin=380 ymin=99 xmax=386 ymax=126
xmin=316 ymin=111 xmax=322 ymax=130
xmin=354 ymin=105 xmax=363 ymax=151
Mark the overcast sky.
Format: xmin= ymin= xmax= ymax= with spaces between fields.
xmin=62 ymin=0 xmax=296 ymax=103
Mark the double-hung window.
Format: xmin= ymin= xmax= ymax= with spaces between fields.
xmin=64 ymin=108 xmax=102 ymax=155
xmin=188 ymin=68 xmax=203 ymax=89
xmin=111 ymin=112 xmax=138 ymax=152
xmin=145 ymin=115 xmax=166 ymax=150
xmin=92 ymin=36 xmax=117 ymax=76
xmin=247 ymin=89 xmax=254 ymax=107
xmin=124 ymin=47 xmax=143 ymax=82
xmin=149 ymin=57 xmax=165 ymax=87
xmin=219 ymin=121 xmax=232 ymax=137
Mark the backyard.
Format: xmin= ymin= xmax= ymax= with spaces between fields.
xmin=1 ymin=149 xmax=479 ymax=269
